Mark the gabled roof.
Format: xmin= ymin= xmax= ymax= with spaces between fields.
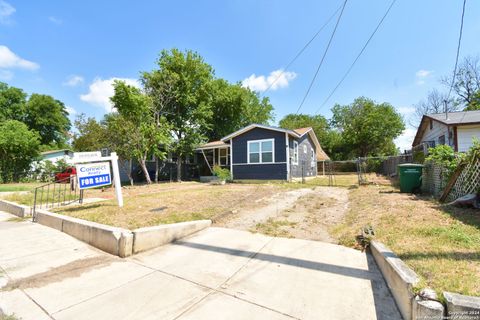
xmin=412 ymin=110 xmax=480 ymax=146
xmin=293 ymin=127 xmax=312 ymax=136
xmin=220 ymin=124 xmax=300 ymax=141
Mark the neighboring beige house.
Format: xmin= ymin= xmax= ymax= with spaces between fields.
xmin=412 ymin=110 xmax=480 ymax=152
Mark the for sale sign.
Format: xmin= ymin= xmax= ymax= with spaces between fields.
xmin=76 ymin=162 xmax=111 ymax=190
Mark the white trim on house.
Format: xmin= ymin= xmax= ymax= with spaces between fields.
xmin=311 ymin=148 xmax=315 ymax=168
xmin=292 ymin=141 xmax=299 ymax=165
xmin=221 ymin=124 xmax=299 ymax=141
xmin=233 ymin=162 xmax=286 ymax=165
xmin=247 ymin=138 xmax=275 ymax=164
xmin=229 ymin=139 xmax=233 ymax=177
xmin=285 ymin=132 xmax=290 ymax=181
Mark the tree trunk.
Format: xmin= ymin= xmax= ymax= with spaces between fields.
xmin=176 ymin=155 xmax=182 ymax=182
xmin=154 ymin=156 xmax=159 ymax=183
xmin=139 ymin=158 xmax=152 ymax=184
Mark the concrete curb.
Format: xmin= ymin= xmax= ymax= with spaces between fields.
xmin=444 ymin=292 xmax=480 ymax=320
xmin=35 ymin=210 xmax=133 ymax=258
xmin=0 ymin=199 xmax=31 ymax=217
xmin=370 ymin=241 xmax=420 ymax=320
xmin=132 ymin=220 xmax=212 ymax=254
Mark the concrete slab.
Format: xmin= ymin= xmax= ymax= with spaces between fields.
xmin=53 ymin=271 xmax=212 ymax=320
xmin=178 ymin=292 xmax=292 ymax=320
xmin=25 ymin=261 xmax=153 ymax=314
xmin=134 ymin=227 xmax=272 ymax=288
xmin=0 ymin=211 xmax=15 ymax=222
xmin=0 ymin=289 xmax=50 ymax=320
xmin=217 ymin=236 xmax=402 ymax=320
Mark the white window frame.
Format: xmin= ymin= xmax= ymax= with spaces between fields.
xmin=292 ymin=141 xmax=299 ymax=165
xmin=218 ymin=148 xmax=229 ymax=166
xmin=247 ymin=139 xmax=275 ymax=164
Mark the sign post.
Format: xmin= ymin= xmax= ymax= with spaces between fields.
xmin=73 ymin=151 xmax=123 ymax=207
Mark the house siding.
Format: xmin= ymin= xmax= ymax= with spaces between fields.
xmin=457 ymin=125 xmax=480 ymax=152
xmin=231 ymin=127 xmax=287 ymax=180
xmin=289 ymin=134 xmax=317 ymax=178
xmin=421 ymin=119 xmax=453 ymax=147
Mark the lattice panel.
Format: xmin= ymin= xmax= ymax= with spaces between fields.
xmin=446 ymin=160 xmax=480 ymax=202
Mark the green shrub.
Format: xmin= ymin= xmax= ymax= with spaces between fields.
xmin=212 ymin=165 xmax=231 ymax=181
xmin=426 ymin=145 xmax=463 ymax=178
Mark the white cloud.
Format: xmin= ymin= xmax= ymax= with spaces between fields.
xmin=242 ymin=69 xmax=297 ymax=92
xmin=415 ymin=69 xmax=433 ymax=85
xmin=80 ymin=77 xmax=140 ymax=112
xmin=65 ymin=106 xmax=77 ymax=116
xmin=0 ymin=0 xmax=15 ymax=25
xmin=394 ymin=127 xmax=417 ymax=152
xmin=397 ymin=106 xmax=415 ymax=115
xmin=0 ymin=45 xmax=39 ymax=70
xmin=63 ymin=75 xmax=84 ymax=87
xmin=48 ymin=16 xmax=62 ymax=25
xmin=0 ymin=69 xmax=13 ymax=80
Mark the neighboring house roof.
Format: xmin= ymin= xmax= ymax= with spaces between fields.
xmin=412 ymin=110 xmax=480 ymax=146
xmin=293 ymin=127 xmax=311 ymax=136
xmin=40 ymin=149 xmax=73 ymax=156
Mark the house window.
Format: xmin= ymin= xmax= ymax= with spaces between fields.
xmin=429 ymin=119 xmax=433 ymax=130
xmin=248 ymin=139 xmax=274 ymax=163
xmin=303 ymin=145 xmax=307 ymax=153
xmin=293 ymin=141 xmax=299 ymax=165
xmin=311 ymin=148 xmax=315 ymax=168
xmin=438 ymin=135 xmax=446 ymax=145
xmin=219 ymin=148 xmax=229 ymax=166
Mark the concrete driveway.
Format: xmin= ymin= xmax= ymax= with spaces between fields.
xmin=0 ymin=211 xmax=401 ymax=320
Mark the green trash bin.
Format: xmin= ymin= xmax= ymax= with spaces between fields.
xmin=398 ymin=163 xmax=423 ymax=193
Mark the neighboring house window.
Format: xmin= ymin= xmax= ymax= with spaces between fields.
xmin=248 ymin=139 xmax=274 ymax=163
xmin=429 ymin=119 xmax=433 ymax=130
xmin=303 ymin=145 xmax=307 ymax=153
xmin=438 ymin=135 xmax=446 ymax=145
xmin=219 ymin=148 xmax=229 ymax=166
xmin=293 ymin=141 xmax=299 ymax=165
xmin=311 ymin=148 xmax=315 ymax=168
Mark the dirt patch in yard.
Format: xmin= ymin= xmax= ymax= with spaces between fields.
xmin=216 ymin=186 xmax=350 ymax=243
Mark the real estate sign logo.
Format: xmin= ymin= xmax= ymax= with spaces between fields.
xmin=76 ymin=162 xmax=111 ymax=189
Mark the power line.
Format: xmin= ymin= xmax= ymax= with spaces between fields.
xmin=295 ymin=0 xmax=348 ymax=114
xmin=260 ymin=4 xmax=343 ymax=96
xmin=314 ymin=0 xmax=396 ymax=114
xmin=446 ymin=0 xmax=467 ymax=102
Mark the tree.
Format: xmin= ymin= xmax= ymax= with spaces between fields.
xmin=110 ymin=80 xmax=171 ymax=184
xmin=464 ymin=90 xmax=480 ymax=111
xmin=0 ymin=82 xmax=27 ymax=122
xmin=142 ymin=49 xmax=214 ymax=181
xmin=412 ymin=89 xmax=457 ymax=127
xmin=72 ymin=114 xmax=108 ymax=151
xmin=331 ymin=97 xmax=405 ymax=158
xmin=207 ymin=79 xmax=274 ymax=140
xmin=0 ymin=120 xmax=40 ymax=182
xmin=441 ymin=56 xmax=480 ymax=109
xmin=24 ymin=94 xmax=71 ymax=147
xmin=279 ymin=113 xmax=334 ymax=152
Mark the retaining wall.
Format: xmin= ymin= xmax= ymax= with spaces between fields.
xmin=0 ymin=200 xmax=31 ymax=217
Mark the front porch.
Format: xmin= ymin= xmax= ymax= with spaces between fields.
xmin=195 ymin=140 xmax=231 ymax=176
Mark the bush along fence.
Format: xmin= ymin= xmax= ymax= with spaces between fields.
xmin=422 ymin=142 xmax=480 ymax=202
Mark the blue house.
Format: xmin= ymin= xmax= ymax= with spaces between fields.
xmin=196 ymin=124 xmax=329 ymax=180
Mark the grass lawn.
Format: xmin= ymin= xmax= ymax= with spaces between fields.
xmin=0 ymin=182 xmax=42 ymax=192
xmin=53 ymin=182 xmax=282 ymax=229
xmin=331 ymin=184 xmax=480 ymax=297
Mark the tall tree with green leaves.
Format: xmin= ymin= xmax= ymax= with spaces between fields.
xmin=207 ymin=79 xmax=274 ymax=140
xmin=0 ymin=120 xmax=40 ymax=182
xmin=72 ymin=114 xmax=109 ymax=151
xmin=24 ymin=94 xmax=71 ymax=147
xmin=0 ymin=82 xmax=27 ymax=122
xmin=110 ymin=80 xmax=171 ymax=184
xmin=142 ymin=49 xmax=214 ymax=181
xmin=331 ymin=97 xmax=404 ymax=158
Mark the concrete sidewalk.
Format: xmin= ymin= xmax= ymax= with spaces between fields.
xmin=0 ymin=211 xmax=402 ymax=320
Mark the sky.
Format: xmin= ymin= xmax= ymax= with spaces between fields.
xmin=1 ymin=0 xmax=480 ymax=151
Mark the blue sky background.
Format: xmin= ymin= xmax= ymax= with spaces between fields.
xmin=1 ymin=0 xmax=479 ymax=151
